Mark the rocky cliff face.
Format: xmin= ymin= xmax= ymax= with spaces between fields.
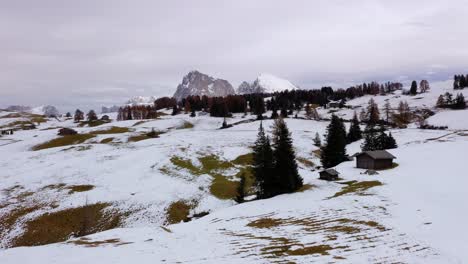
xmin=173 ymin=71 xmax=235 ymax=101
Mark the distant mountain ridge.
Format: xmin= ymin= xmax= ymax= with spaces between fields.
xmin=173 ymin=71 xmax=235 ymax=101
xmin=238 ymin=73 xmax=298 ymax=94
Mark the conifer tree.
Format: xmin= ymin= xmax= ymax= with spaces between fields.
xmin=271 ymin=109 xmax=279 ymax=119
xmin=65 ymin=112 xmax=71 ymax=118
xmin=410 ymin=80 xmax=418 ymax=95
xmin=253 ymin=122 xmax=275 ymax=199
xmin=272 ymin=118 xmax=303 ymax=193
xmin=313 ymin=132 xmax=322 ymax=147
xmin=366 ymin=98 xmax=380 ymax=124
xmin=347 ymin=112 xmax=362 ymax=143
xmin=383 ymin=101 xmax=392 ymax=123
xmin=321 ymin=115 xmax=347 ymax=168
xmin=74 ymin=109 xmax=84 ymax=122
xmin=190 ymin=109 xmax=196 ymax=117
xmin=234 ymin=174 xmax=246 ymax=203
xmin=86 ymin=110 xmax=97 ymax=121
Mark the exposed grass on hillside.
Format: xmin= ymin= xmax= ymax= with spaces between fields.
xmin=0 ymin=206 xmax=42 ymax=244
xmin=164 ymin=153 xmax=256 ymax=200
xmin=176 ymin=121 xmax=194 ymax=129
xmin=132 ymin=121 xmax=147 ymax=127
xmin=329 ymin=181 xmax=383 ymax=199
xmin=165 ymin=201 xmax=194 ymax=225
xmin=100 ymin=137 xmax=115 ymax=144
xmin=90 ymin=126 xmax=131 ymax=135
xmin=231 ymin=153 xmax=253 ymax=166
xmin=296 ymin=184 xmax=314 ymax=193
xmin=68 ymin=237 xmax=132 ymax=247
xmin=78 ymin=120 xmax=108 ymax=127
xmin=66 ymin=185 xmax=95 ymax=194
xmin=127 ymin=130 xmax=164 ymax=142
xmin=32 ymin=134 xmax=95 ymax=151
xmin=12 ymin=203 xmax=121 ymax=247
xmin=297 ymin=157 xmax=315 ymax=168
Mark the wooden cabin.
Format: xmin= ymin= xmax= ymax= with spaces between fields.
xmin=355 ymin=150 xmax=396 ymax=170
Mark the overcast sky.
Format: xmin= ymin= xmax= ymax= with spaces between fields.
xmin=1 ymin=0 xmax=467 ymax=112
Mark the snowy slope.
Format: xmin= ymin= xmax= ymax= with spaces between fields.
xmin=252 ymin=73 xmax=298 ymax=93
xmin=1 ymin=80 xmax=468 ymax=263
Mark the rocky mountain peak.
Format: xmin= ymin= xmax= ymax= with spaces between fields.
xmin=173 ymin=71 xmax=235 ymax=101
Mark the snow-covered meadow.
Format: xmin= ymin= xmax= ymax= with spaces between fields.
xmin=0 ymin=80 xmax=467 ymax=263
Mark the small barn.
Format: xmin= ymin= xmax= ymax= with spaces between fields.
xmin=355 ymin=150 xmax=396 ymax=170
xmin=319 ymin=168 xmax=340 ymax=181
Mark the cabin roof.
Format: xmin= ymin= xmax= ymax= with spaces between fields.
xmin=356 ymin=150 xmax=396 ymax=160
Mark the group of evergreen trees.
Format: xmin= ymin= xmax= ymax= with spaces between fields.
xmin=436 ymin=92 xmax=466 ymax=109
xmin=454 ymin=74 xmax=468 ymax=89
xmin=361 ymin=125 xmax=397 ymax=151
xmin=320 ymin=113 xmax=397 ymax=169
xmin=253 ymin=119 xmax=303 ymax=199
xmin=117 ymin=105 xmax=159 ymax=121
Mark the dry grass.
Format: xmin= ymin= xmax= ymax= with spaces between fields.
xmin=100 ymin=137 xmax=115 ymax=144
xmin=66 ymin=185 xmax=95 ymax=194
xmin=329 ymin=180 xmax=383 ymax=199
xmin=165 ymin=201 xmax=193 ymax=224
xmin=12 ymin=203 xmax=121 ymax=247
xmin=78 ymin=120 xmax=108 ymax=127
xmin=90 ymin=126 xmax=131 ymax=135
xmin=176 ymin=121 xmax=194 ymax=129
xmin=297 ymin=157 xmax=315 ymax=168
xmin=247 ymin=218 xmax=284 ymax=229
xmin=32 ymin=134 xmax=95 ymax=151
xmin=296 ymin=184 xmax=314 ymax=193
xmin=68 ymin=237 xmax=132 ymax=247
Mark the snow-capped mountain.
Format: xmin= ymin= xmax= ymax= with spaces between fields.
xmin=173 ymin=71 xmax=235 ymax=101
xmin=238 ymin=73 xmax=298 ymax=94
xmin=126 ymin=96 xmax=157 ymax=106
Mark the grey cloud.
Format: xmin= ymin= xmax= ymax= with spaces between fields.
xmin=1 ymin=0 xmax=468 ymax=112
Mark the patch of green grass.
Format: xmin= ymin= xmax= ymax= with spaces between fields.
xmin=329 ymin=181 xmax=383 ymax=199
xmin=170 ymin=156 xmax=200 ymax=175
xmin=165 ymin=201 xmax=193 ymax=225
xmin=90 ymin=126 xmax=130 ymax=135
xmin=12 ymin=203 xmax=121 ymax=247
xmin=167 ymin=153 xmax=254 ymax=200
xmin=199 ymin=155 xmax=234 ymax=172
xmin=231 ymin=153 xmax=253 ymax=166
xmin=209 ymin=176 xmax=239 ymax=200
xmin=32 ymin=134 xmax=95 ymax=151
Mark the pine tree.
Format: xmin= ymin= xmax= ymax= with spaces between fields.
xmin=321 ymin=115 xmax=347 ymax=168
xmin=366 ymin=98 xmax=380 ymax=124
xmin=347 ymin=112 xmax=362 ymax=143
xmin=454 ymin=93 xmax=466 ymax=109
xmin=383 ymin=101 xmax=392 ymax=123
xmin=272 ymin=118 xmax=303 ymax=193
xmin=386 ymin=132 xmax=397 ymax=149
xmin=172 ymin=105 xmax=179 ymax=116
xmin=234 ymin=174 xmax=246 ymax=203
xmin=253 ymin=122 xmax=275 ymax=199
xmin=74 ymin=109 xmax=84 ymax=122
xmin=313 ymin=132 xmax=322 ymax=147
xmin=65 ymin=112 xmax=72 ymax=118
xmin=271 ymin=109 xmax=279 ymax=119
xmin=410 ymin=80 xmax=418 ymax=95
xmin=86 ymin=110 xmax=97 ymax=121
xmin=190 ymin=109 xmax=196 ymax=117
xmin=361 ymin=124 xmax=379 ymax=151
xmin=436 ymin=95 xmax=445 ymax=108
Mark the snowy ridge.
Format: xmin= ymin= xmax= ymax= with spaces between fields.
xmin=253 ymin=73 xmax=298 ymax=93
xmin=126 ymin=96 xmax=157 ymax=106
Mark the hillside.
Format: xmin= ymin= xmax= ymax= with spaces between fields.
xmin=0 ymin=80 xmax=468 ymax=263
